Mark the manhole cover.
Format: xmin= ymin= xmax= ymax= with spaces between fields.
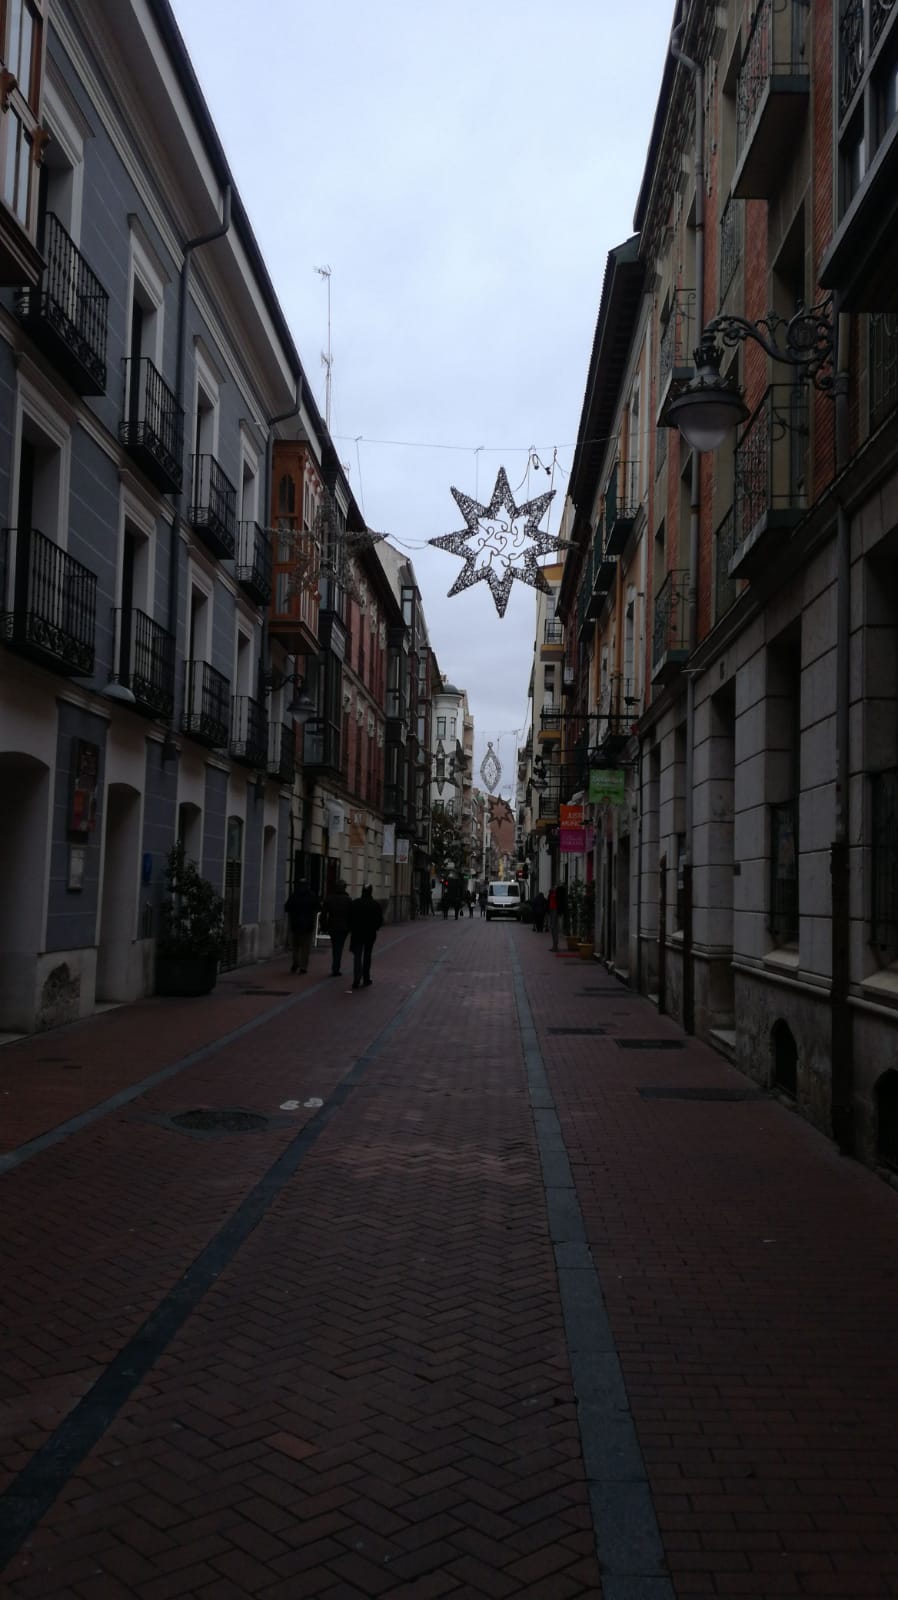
xmin=548 ymin=1027 xmax=607 ymax=1036
xmin=170 ymin=1108 xmax=269 ymax=1133
xmin=617 ymin=1039 xmax=685 ymax=1050
xmin=639 ymin=1086 xmax=762 ymax=1101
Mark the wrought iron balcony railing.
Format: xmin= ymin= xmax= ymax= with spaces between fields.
xmin=719 ymin=195 xmax=743 ymax=305
xmin=603 ymin=460 xmax=640 ymax=554
xmin=16 ymin=213 xmax=108 ymax=393
xmin=268 ymin=721 xmax=296 ymax=784
xmin=652 ymin=568 xmax=690 ymax=670
xmin=713 ymin=508 xmax=740 ymax=624
xmin=658 ymin=289 xmax=696 ymax=416
xmin=539 ymin=703 xmax=562 ymax=736
xmin=119 ymin=606 xmax=175 ymax=719
xmin=120 ymin=357 xmax=184 ymax=493
xmin=189 ymin=454 xmax=237 ymax=561
xmin=1 ymin=525 xmax=96 ymax=676
xmin=235 ymin=520 xmax=272 ymax=605
xmin=230 ymin=693 xmax=268 ymax=767
xmin=734 ymin=0 xmax=809 ymax=195
xmin=734 ymin=384 xmax=808 ymax=554
xmin=543 ymin=618 xmax=563 ymax=646
xmin=182 ymin=659 xmax=230 ymax=748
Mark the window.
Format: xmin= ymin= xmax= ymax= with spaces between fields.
xmin=437 ymin=716 xmax=446 ymax=737
xmin=449 ymin=717 xmax=456 ymax=738
xmin=0 ymin=0 xmax=45 ymax=231
xmin=766 ymin=628 xmax=801 ymax=945
xmin=836 ymin=0 xmax=898 ymax=220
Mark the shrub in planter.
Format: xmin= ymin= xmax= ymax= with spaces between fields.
xmin=156 ymin=844 xmax=225 ymax=996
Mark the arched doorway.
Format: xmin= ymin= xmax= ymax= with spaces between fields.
xmin=0 ymin=752 xmax=50 ymax=1031
xmin=96 ymin=783 xmax=141 ymax=1002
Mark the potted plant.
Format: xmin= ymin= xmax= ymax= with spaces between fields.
xmin=156 ymin=843 xmax=225 ymax=996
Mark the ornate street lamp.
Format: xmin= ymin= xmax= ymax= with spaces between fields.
xmin=665 ymin=296 xmax=835 ymax=452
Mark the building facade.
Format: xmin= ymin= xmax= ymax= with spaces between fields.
xmin=542 ymin=0 xmax=898 ymax=1173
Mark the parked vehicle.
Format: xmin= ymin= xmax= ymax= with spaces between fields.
xmin=485 ymin=882 xmax=522 ymax=921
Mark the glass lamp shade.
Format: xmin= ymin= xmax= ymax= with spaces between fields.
xmin=666 ymin=369 xmax=750 ymax=453
xmin=287 ymin=688 xmax=316 ymax=725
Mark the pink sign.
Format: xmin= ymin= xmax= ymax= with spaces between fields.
xmin=560 ymin=826 xmax=587 ymax=853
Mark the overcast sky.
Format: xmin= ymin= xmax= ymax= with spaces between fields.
xmin=172 ymin=0 xmax=674 ymax=795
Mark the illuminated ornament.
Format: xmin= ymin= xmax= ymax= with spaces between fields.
xmin=429 ymin=466 xmax=560 ymax=617
xmin=480 ymin=742 xmax=501 ymax=793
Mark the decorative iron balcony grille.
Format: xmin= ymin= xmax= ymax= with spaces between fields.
xmin=719 ymin=196 xmax=743 ymax=304
xmin=540 ymin=704 xmax=562 ymax=734
xmin=543 ymin=618 xmax=563 ymax=645
xmin=713 ymin=508 xmax=740 ymax=623
xmin=235 ymin=520 xmax=272 ymax=605
xmin=734 ymin=384 xmax=808 ymax=547
xmin=769 ymin=797 xmax=799 ymax=942
xmin=120 ymin=606 xmax=175 ymax=718
xmin=737 ymin=0 xmax=808 ymax=153
xmin=16 ymin=213 xmax=108 ymax=393
xmin=659 ymin=289 xmax=696 ymax=394
xmin=265 ymin=723 xmax=294 ymax=784
xmin=604 ymin=460 xmax=640 ymax=547
xmin=1 ymin=525 xmax=96 ymax=675
xmin=652 ymin=568 xmax=689 ymax=667
xmin=839 ymin=0 xmax=864 ymax=119
xmin=230 ymin=694 xmax=267 ymax=767
xmin=120 ymin=357 xmax=184 ymax=493
xmin=539 ymin=791 xmax=560 ymax=821
xmin=182 ymin=659 xmax=230 ymax=748
xmin=872 ymin=768 xmax=898 ymax=953
xmin=189 ymin=454 xmax=237 ymax=560
xmin=870 ymin=313 xmax=898 ymax=430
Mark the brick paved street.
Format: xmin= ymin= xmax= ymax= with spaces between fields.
xmin=2 ymin=920 xmax=898 ymax=1598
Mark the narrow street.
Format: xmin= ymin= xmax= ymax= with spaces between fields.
xmin=2 ymin=924 xmax=898 ymax=1600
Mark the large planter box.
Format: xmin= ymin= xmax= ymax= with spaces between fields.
xmin=155 ymin=954 xmax=219 ymax=997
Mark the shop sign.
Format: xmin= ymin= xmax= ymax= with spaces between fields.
xmin=588 ymin=767 xmax=626 ymax=805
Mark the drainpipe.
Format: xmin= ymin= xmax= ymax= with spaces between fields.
xmin=670 ymin=12 xmax=703 ymax=1034
xmin=831 ymin=298 xmax=853 ymax=1153
xmin=167 ymin=185 xmax=233 ymax=645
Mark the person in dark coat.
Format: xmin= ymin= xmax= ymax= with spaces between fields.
xmin=531 ymin=890 xmax=548 ymax=934
xmin=321 ymin=879 xmax=352 ymax=976
xmin=284 ymin=878 xmax=320 ymax=974
xmin=349 ymin=885 xmax=384 ymax=989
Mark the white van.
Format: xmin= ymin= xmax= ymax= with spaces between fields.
xmin=485 ymin=881 xmax=522 ymax=921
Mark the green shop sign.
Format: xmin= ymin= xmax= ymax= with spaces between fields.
xmin=588 ymin=767 xmax=626 ymax=805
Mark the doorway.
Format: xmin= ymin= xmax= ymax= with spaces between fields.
xmin=221 ymin=815 xmax=243 ymax=970
xmin=96 ymin=783 xmax=141 ymax=1001
xmin=0 ymin=753 xmax=50 ymax=1031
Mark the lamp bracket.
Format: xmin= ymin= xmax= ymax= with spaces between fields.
xmin=702 ymin=294 xmax=834 ymax=391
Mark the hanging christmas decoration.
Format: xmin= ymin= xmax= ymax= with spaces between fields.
xmin=480 ymin=742 xmax=501 ymax=793
xmin=428 ymin=466 xmax=561 ymax=617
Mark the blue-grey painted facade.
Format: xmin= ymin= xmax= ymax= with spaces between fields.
xmin=46 ymin=706 xmax=106 ymax=952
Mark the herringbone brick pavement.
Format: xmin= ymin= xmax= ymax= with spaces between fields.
xmin=517 ymin=931 xmax=898 ymax=1599
xmin=1 ymin=920 xmax=600 ymax=1597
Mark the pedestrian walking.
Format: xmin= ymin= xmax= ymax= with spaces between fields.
xmin=466 ymin=890 xmax=475 ymax=918
xmin=349 ymin=885 xmax=383 ymax=989
xmin=531 ymin=890 xmax=548 ymax=934
xmin=478 ymin=886 xmax=487 ymax=917
xmin=321 ymin=878 xmax=352 ymax=976
xmin=283 ymin=877 xmax=319 ymax=973
xmin=440 ymin=889 xmax=450 ymax=920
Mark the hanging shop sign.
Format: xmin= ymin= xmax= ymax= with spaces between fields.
xmin=560 ymin=802 xmax=585 ymax=854
xmin=349 ymin=811 xmax=366 ymax=850
xmin=382 ymin=822 xmax=396 ymax=858
xmin=395 ymin=837 xmax=410 ymax=866
xmin=588 ymin=767 xmax=627 ymax=805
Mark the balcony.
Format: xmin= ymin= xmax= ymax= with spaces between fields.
xmin=230 ymin=694 xmax=267 ymax=768
xmin=267 ymin=721 xmax=296 ymax=785
xmin=119 ymin=606 xmax=175 ymax=719
xmin=541 ymin=617 xmax=564 ymax=659
xmin=595 ymin=674 xmax=637 ymax=758
xmin=1 ymin=526 xmax=96 ymax=676
xmin=302 ymin=717 xmax=342 ymax=777
xmin=16 ymin=214 xmax=108 ymax=394
xmin=537 ymin=790 xmax=560 ymax=824
xmin=603 ymin=460 xmax=639 ymax=556
xmin=120 ymin=358 xmax=184 ymax=494
xmin=385 ymin=687 xmax=408 ymax=745
xmin=235 ymin=520 xmax=272 ymax=605
xmin=182 ymin=659 xmax=230 ymax=748
xmin=730 ymin=385 xmax=808 ymax=579
xmin=732 ymin=0 xmax=809 ymax=199
xmin=719 ymin=196 xmax=743 ymax=306
xmin=658 ymin=289 xmax=696 ymax=422
xmin=189 ymin=454 xmax=236 ymax=561
xmin=538 ymin=703 xmax=562 ymax=745
xmin=713 ymin=508 xmax=740 ymax=625
xmin=270 ymin=523 xmax=320 ymax=654
xmin=651 ymin=568 xmax=690 ymax=686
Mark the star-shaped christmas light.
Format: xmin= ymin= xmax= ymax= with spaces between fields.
xmin=429 ymin=466 xmax=561 ymax=617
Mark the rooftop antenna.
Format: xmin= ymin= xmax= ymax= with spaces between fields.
xmin=314 ymin=264 xmax=333 ymax=430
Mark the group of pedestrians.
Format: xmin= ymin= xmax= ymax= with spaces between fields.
xmin=283 ymin=878 xmax=384 ymax=991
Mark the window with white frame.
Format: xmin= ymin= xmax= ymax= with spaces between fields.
xmin=0 ymin=0 xmax=47 ymax=233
